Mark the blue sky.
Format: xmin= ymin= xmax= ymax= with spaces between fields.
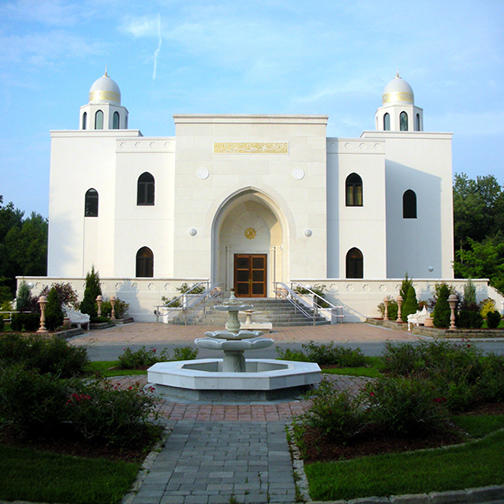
xmin=1 ymin=0 xmax=503 ymax=217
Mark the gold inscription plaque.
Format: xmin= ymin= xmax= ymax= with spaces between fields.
xmin=382 ymin=91 xmax=413 ymax=104
xmin=214 ymin=142 xmax=288 ymax=154
xmin=89 ymin=90 xmax=121 ymax=103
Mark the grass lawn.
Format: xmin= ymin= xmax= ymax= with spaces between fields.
xmin=86 ymin=360 xmax=147 ymax=376
xmin=321 ymin=356 xmax=385 ymax=378
xmin=0 ymin=444 xmax=140 ymax=504
xmin=304 ymin=428 xmax=504 ymax=501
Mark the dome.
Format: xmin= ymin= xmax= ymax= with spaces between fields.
xmin=382 ymin=73 xmax=414 ymax=105
xmin=89 ymin=71 xmax=121 ymax=105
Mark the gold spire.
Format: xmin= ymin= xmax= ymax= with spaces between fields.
xmin=104 ymin=65 xmax=108 ymax=77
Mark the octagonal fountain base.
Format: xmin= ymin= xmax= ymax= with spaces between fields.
xmin=147 ymin=359 xmax=322 ymax=402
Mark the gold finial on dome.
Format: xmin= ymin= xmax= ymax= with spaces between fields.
xmin=104 ymin=65 xmax=108 ymax=77
xmin=395 ymin=71 xmax=400 ymax=78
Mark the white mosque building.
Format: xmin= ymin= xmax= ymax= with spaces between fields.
xmin=20 ymin=71 xmax=500 ymax=321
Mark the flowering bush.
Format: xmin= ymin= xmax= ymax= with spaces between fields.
xmin=0 ymin=365 xmax=160 ymax=448
xmin=0 ymin=333 xmax=88 ymax=377
xmin=277 ymin=341 xmax=366 ymax=367
xmin=364 ymin=377 xmax=450 ymax=437
xmin=0 ymin=364 xmax=69 ymax=437
xmin=65 ymin=379 xmax=160 ymax=448
xmin=298 ymin=379 xmax=366 ymax=443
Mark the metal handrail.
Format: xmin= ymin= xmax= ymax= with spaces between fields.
xmin=287 ymin=282 xmax=344 ymax=324
xmin=273 ymin=282 xmax=316 ymax=324
xmin=154 ymin=281 xmax=223 ymax=324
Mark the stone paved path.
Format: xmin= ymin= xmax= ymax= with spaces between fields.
xmin=131 ymin=421 xmax=296 ymax=504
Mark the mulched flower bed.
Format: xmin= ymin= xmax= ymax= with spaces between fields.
xmin=300 ymin=426 xmax=464 ymax=463
xmin=0 ymin=425 xmax=162 ymax=463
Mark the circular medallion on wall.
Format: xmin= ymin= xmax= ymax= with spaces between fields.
xmin=304 ymin=229 xmax=312 ymax=237
xmin=189 ymin=228 xmax=198 ymax=236
xmin=292 ymin=168 xmax=305 ymax=180
xmin=196 ymin=167 xmax=209 ymax=180
xmin=244 ymin=227 xmax=256 ymax=240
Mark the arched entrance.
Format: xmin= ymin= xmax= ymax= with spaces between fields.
xmin=212 ymin=189 xmax=287 ymax=297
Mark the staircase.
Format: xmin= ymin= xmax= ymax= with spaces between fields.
xmin=168 ymin=298 xmax=330 ymax=326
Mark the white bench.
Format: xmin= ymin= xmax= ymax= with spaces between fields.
xmin=407 ymin=306 xmax=430 ymax=331
xmin=64 ymin=307 xmax=90 ymax=329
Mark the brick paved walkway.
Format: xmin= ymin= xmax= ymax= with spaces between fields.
xmin=131 ymin=421 xmax=295 ymax=504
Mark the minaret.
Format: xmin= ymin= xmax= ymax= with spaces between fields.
xmin=375 ymin=73 xmax=423 ymax=132
xmin=79 ymin=69 xmax=129 ymax=130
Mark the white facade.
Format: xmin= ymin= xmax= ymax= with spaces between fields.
xmin=42 ymin=72 xmax=458 ymax=320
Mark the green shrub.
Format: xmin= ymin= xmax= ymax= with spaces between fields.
xmin=477 ymin=353 xmax=504 ymax=403
xmin=294 ymin=284 xmax=329 ymax=308
xmin=457 ymin=309 xmax=483 ymax=329
xmin=377 ymin=299 xmax=398 ymax=321
xmin=176 ymin=282 xmax=205 ymax=294
xmin=402 ymin=285 xmax=418 ymax=322
xmin=276 ymin=347 xmax=309 ymax=361
xmin=463 ymin=279 xmax=477 ymax=306
xmin=91 ymin=315 xmax=110 ymax=323
xmin=365 ymin=377 xmax=450 ymax=437
xmin=172 ymin=346 xmax=198 ymax=360
xmin=80 ymin=266 xmax=102 ymax=320
xmin=299 ymin=379 xmax=366 ymax=443
xmin=101 ymin=298 xmax=129 ymax=318
xmin=399 ymin=274 xmax=413 ymax=302
xmin=486 ymin=311 xmax=501 ymax=329
xmin=0 ymin=365 xmax=69 ymax=437
xmin=0 ymin=317 xmax=3 ymax=331
xmin=44 ymin=287 xmax=64 ymax=331
xmin=66 ymin=379 xmax=160 ymax=448
xmin=10 ymin=313 xmax=40 ymax=332
xmin=301 ymin=341 xmax=366 ymax=367
xmin=118 ymin=346 xmax=169 ymax=369
xmin=433 ymin=283 xmax=451 ymax=328
xmin=0 ymin=333 xmax=89 ymax=377
xmin=15 ymin=281 xmax=32 ymax=312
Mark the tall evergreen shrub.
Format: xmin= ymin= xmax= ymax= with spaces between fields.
xmin=79 ymin=266 xmax=102 ymax=320
xmin=399 ymin=273 xmax=414 ymax=301
xmin=402 ymin=285 xmax=419 ymax=322
xmin=16 ymin=281 xmax=32 ymax=312
xmin=45 ymin=287 xmax=64 ymax=331
xmin=433 ymin=283 xmax=451 ymax=328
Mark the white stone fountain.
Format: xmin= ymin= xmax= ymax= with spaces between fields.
xmin=147 ymin=291 xmax=321 ymax=401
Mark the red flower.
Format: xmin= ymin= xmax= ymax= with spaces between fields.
xmin=433 ymin=397 xmax=447 ymax=403
xmin=152 ymin=348 xmax=157 ymax=353
xmin=128 ymin=386 xmax=133 ymax=390
xmin=369 ymin=392 xmax=375 ymax=397
xmin=467 ymin=344 xmax=471 ymax=348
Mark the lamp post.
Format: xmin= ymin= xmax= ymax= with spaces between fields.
xmin=396 ymin=295 xmax=403 ymax=323
xmin=448 ymin=294 xmax=458 ymax=330
xmin=383 ymin=298 xmax=389 ymax=321
xmin=37 ymin=296 xmax=48 ymax=334
xmin=96 ymin=295 xmax=103 ymax=317
xmin=110 ymin=296 xmax=116 ymax=320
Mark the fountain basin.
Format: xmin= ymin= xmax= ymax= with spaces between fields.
xmin=147 ymin=358 xmax=321 ymax=402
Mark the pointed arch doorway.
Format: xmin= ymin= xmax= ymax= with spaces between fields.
xmin=212 ymin=189 xmax=287 ymax=297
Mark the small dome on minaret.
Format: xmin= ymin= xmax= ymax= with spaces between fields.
xmin=382 ymin=73 xmax=414 ymax=105
xmin=89 ymin=70 xmax=121 ymax=105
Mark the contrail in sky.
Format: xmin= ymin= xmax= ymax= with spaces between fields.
xmin=152 ymin=14 xmax=162 ymax=80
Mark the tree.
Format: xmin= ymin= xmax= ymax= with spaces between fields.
xmin=453 ymin=173 xmax=504 ymax=251
xmin=402 ymin=285 xmax=418 ymax=322
xmin=433 ymin=284 xmax=451 ymax=328
xmin=454 ymin=236 xmax=504 ymax=293
xmin=80 ymin=266 xmax=102 ymax=320
xmin=16 ymin=281 xmax=32 ymax=312
xmin=45 ymin=287 xmax=64 ymax=331
xmin=399 ymin=273 xmax=413 ymax=302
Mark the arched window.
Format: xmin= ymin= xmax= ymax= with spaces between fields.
xmin=136 ymin=247 xmax=153 ymax=277
xmin=403 ymin=189 xmax=417 ymax=218
xmin=383 ymin=113 xmax=390 ymax=131
xmin=137 ymin=172 xmax=155 ymax=206
xmin=84 ymin=188 xmax=98 ymax=217
xmin=95 ymin=110 xmax=103 ymax=130
xmin=415 ymin=113 xmax=421 ymax=131
xmin=82 ymin=112 xmax=87 ymax=130
xmin=400 ymin=111 xmax=408 ymax=131
xmin=346 ymin=248 xmax=363 ymax=279
xmin=346 ymin=173 xmax=363 ymax=206
xmin=113 ymin=111 xmax=120 ymax=129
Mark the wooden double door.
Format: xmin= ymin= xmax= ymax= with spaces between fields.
xmin=234 ymin=254 xmax=267 ymax=297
